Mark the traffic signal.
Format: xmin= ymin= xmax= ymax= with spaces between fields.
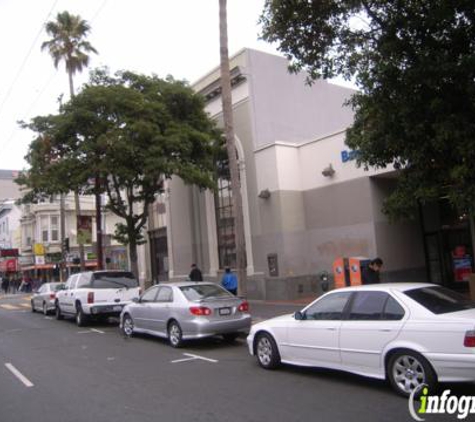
xmin=62 ymin=237 xmax=70 ymax=253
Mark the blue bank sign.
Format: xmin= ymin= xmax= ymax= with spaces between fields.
xmin=341 ymin=149 xmax=359 ymax=163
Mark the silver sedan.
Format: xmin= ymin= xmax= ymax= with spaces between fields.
xmin=120 ymin=282 xmax=252 ymax=347
xmin=31 ymin=282 xmax=66 ymax=315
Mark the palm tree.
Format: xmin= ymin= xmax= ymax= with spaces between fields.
xmin=218 ymin=0 xmax=247 ymax=296
xmin=42 ymin=11 xmax=98 ymax=272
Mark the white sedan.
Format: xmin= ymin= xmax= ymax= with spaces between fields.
xmin=247 ymin=283 xmax=475 ymax=396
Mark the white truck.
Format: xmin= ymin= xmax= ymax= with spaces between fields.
xmin=55 ymin=270 xmax=141 ymax=326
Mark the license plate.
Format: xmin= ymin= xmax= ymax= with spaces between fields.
xmin=219 ymin=307 xmax=231 ymax=316
xmin=113 ymin=305 xmax=122 ymax=312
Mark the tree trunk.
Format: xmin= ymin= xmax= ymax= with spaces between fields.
xmin=59 ymin=193 xmax=67 ymax=281
xmin=68 ymin=69 xmax=86 ymax=271
xmin=129 ymin=238 xmax=139 ymax=280
xmin=219 ymin=0 xmax=247 ymax=297
xmin=75 ymin=191 xmax=86 ymax=272
xmin=95 ymin=176 xmax=103 ymax=270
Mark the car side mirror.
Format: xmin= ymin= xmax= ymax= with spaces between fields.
xmin=294 ymin=311 xmax=305 ymax=321
xmin=132 ymin=297 xmax=140 ymax=303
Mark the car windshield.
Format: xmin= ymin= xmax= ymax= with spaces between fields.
xmin=180 ymin=284 xmax=233 ymax=301
xmin=51 ymin=283 xmax=65 ymax=291
xmin=404 ymin=286 xmax=475 ymax=314
xmin=91 ymin=272 xmax=138 ymax=289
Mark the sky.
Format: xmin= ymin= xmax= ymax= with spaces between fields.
xmin=0 ymin=0 xmax=284 ymax=171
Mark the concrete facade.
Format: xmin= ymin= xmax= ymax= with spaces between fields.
xmin=143 ymin=49 xmax=428 ymax=299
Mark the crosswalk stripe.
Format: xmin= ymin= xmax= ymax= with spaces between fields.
xmin=19 ymin=303 xmax=31 ymax=308
xmin=0 ymin=304 xmax=21 ymax=310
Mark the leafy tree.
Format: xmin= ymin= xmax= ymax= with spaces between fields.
xmin=260 ymin=1 xmax=475 ymax=219
xmin=42 ymin=10 xmax=98 ymax=270
xmin=20 ymin=70 xmax=220 ymax=278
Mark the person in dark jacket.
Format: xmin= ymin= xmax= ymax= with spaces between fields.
xmin=362 ymin=258 xmax=383 ymax=284
xmin=188 ymin=264 xmax=203 ymax=282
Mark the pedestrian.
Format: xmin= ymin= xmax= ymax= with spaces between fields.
xmin=221 ymin=267 xmax=238 ymax=295
xmin=188 ymin=264 xmax=203 ymax=282
xmin=362 ymin=257 xmax=383 ymax=285
xmin=2 ymin=275 xmax=10 ymax=294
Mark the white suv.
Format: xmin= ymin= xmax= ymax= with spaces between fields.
xmin=55 ymin=270 xmax=141 ymax=326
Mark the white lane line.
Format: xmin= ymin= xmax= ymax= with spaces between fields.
xmin=171 ymin=357 xmax=196 ymax=363
xmin=44 ymin=316 xmax=53 ymax=320
xmin=171 ymin=353 xmax=218 ymax=364
xmin=5 ymin=363 xmax=34 ymax=388
xmin=77 ymin=329 xmax=105 ymax=335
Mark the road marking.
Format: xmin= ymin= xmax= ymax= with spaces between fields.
xmin=77 ymin=329 xmax=105 ymax=335
xmin=44 ymin=316 xmax=53 ymax=320
xmin=19 ymin=303 xmax=31 ymax=308
xmin=0 ymin=304 xmax=20 ymax=310
xmin=5 ymin=363 xmax=34 ymax=388
xmin=171 ymin=353 xmax=218 ymax=364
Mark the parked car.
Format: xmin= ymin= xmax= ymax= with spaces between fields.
xmin=55 ymin=270 xmax=140 ymax=326
xmin=247 ymin=283 xmax=475 ymax=396
xmin=31 ymin=282 xmax=65 ymax=315
xmin=120 ymin=282 xmax=252 ymax=347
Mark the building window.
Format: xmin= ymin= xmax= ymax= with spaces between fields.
xmin=214 ymin=150 xmax=244 ymax=269
xmin=215 ymin=175 xmax=236 ymax=269
xmin=40 ymin=215 xmax=49 ymax=242
xmin=51 ymin=215 xmax=59 ymax=242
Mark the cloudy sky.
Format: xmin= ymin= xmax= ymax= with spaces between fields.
xmin=0 ymin=0 xmax=282 ymax=170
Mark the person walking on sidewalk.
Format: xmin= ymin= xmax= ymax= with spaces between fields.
xmin=221 ymin=267 xmax=238 ymax=295
xmin=188 ymin=264 xmax=203 ymax=282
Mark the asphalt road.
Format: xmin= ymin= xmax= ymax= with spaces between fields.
xmin=0 ymin=294 xmax=472 ymax=422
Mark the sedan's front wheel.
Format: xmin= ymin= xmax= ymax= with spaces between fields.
xmin=387 ymin=350 xmax=437 ymax=397
xmin=168 ymin=321 xmax=184 ymax=348
xmin=122 ymin=314 xmax=134 ymax=338
xmin=256 ymin=333 xmax=281 ymax=369
xmin=55 ymin=303 xmax=63 ymax=320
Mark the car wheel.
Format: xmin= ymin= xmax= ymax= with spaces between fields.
xmin=42 ymin=302 xmax=48 ymax=316
xmin=55 ymin=303 xmax=64 ymax=320
xmin=255 ymin=333 xmax=281 ymax=369
xmin=31 ymin=300 xmax=36 ymax=313
xmin=222 ymin=333 xmax=239 ymax=343
xmin=122 ymin=314 xmax=134 ymax=338
xmin=76 ymin=304 xmax=88 ymax=327
xmin=168 ymin=321 xmax=184 ymax=348
xmin=387 ymin=350 xmax=437 ymax=397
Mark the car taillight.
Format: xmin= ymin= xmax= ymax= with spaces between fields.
xmin=464 ymin=330 xmax=475 ymax=347
xmin=189 ymin=306 xmax=212 ymax=316
xmin=87 ymin=292 xmax=94 ymax=304
xmin=238 ymin=301 xmax=249 ymax=312
xmin=50 ymin=293 xmax=56 ymax=300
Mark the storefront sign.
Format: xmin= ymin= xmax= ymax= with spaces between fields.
xmin=34 ymin=243 xmax=45 ymax=255
xmin=0 ymin=258 xmax=17 ymax=272
xmin=35 ymin=255 xmax=46 ymax=265
xmin=0 ymin=248 xmax=19 ymax=257
xmin=341 ymin=149 xmax=358 ymax=163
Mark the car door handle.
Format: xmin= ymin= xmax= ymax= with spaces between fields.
xmin=325 ymin=327 xmax=337 ymax=331
xmin=378 ymin=329 xmax=393 ymax=332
